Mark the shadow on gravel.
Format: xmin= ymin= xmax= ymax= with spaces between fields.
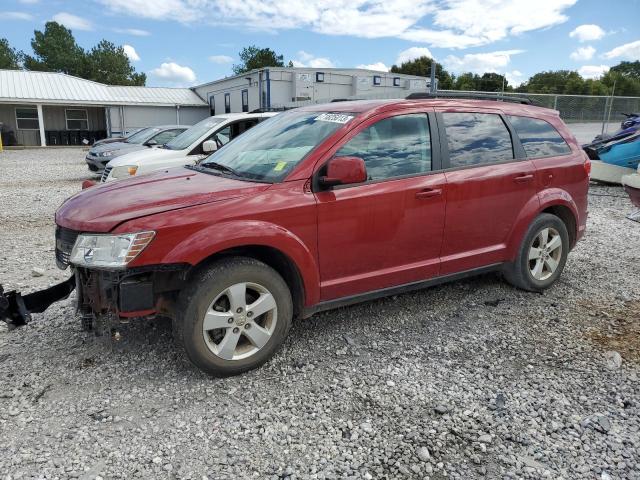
xmin=584 ymin=299 xmax=640 ymax=363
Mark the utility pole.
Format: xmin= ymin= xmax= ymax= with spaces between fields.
xmin=430 ymin=61 xmax=436 ymax=94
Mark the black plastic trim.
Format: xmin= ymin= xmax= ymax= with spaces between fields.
xmin=303 ymin=263 xmax=503 ymax=318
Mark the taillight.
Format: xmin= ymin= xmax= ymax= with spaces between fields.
xmin=584 ymin=155 xmax=591 ymax=176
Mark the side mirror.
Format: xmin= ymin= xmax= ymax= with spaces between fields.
xmin=145 ymin=139 xmax=157 ymax=147
xmin=320 ymin=156 xmax=367 ymax=188
xmin=202 ymin=139 xmax=218 ymax=153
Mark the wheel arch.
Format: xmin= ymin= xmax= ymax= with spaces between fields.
xmin=506 ymin=189 xmax=579 ymax=260
xmin=187 ymin=244 xmax=307 ymax=320
xmin=159 ymin=220 xmax=320 ymax=312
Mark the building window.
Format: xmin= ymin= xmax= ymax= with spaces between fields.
xmin=393 ymin=77 xmax=401 ymax=87
xmin=66 ymin=109 xmax=89 ymax=130
xmin=224 ymin=93 xmax=231 ymax=113
xmin=209 ymin=95 xmax=215 ymax=115
xmin=373 ymin=75 xmax=381 ymax=86
xmin=241 ymin=89 xmax=249 ymax=112
xmin=316 ymin=72 xmax=325 ymax=83
xmin=15 ymin=107 xmax=39 ymax=130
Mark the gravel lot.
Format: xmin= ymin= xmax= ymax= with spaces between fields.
xmin=0 ymin=148 xmax=639 ymax=480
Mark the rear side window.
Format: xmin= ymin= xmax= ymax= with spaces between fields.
xmin=336 ymin=114 xmax=431 ymax=181
xmin=507 ymin=116 xmax=571 ymax=158
xmin=442 ymin=112 xmax=513 ymax=167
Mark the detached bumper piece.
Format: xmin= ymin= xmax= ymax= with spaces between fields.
xmin=0 ymin=276 xmax=76 ymax=330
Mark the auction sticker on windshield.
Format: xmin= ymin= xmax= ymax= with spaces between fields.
xmin=315 ymin=113 xmax=354 ymax=124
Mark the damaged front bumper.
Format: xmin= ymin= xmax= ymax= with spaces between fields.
xmin=0 ymin=276 xmax=76 ymax=330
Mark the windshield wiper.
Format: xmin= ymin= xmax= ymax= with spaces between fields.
xmin=201 ymin=161 xmax=243 ymax=177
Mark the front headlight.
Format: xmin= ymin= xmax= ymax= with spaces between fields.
xmin=69 ymin=231 xmax=155 ymax=269
xmin=97 ymin=150 xmax=116 ymax=157
xmin=110 ymin=165 xmax=138 ymax=179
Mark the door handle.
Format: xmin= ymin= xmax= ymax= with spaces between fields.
xmin=514 ymin=174 xmax=534 ymax=183
xmin=415 ymin=188 xmax=442 ymax=199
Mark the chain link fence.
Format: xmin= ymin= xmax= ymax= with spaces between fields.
xmin=276 ymin=90 xmax=640 ymax=145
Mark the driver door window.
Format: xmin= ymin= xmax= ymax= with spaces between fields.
xmin=335 ymin=114 xmax=431 ymax=181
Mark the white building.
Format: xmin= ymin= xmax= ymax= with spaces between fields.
xmin=0 ymin=70 xmax=209 ymax=147
xmin=193 ymin=67 xmax=435 ymax=116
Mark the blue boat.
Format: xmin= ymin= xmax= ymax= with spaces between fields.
xmin=584 ymin=131 xmax=640 ymax=184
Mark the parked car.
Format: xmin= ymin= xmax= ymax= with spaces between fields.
xmin=54 ymin=96 xmax=589 ymax=376
xmin=100 ymin=113 xmax=278 ymax=182
xmin=91 ymin=128 xmax=143 ymax=147
xmin=85 ymin=125 xmax=188 ymax=174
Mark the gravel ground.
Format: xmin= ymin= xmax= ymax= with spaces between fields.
xmin=0 ymin=148 xmax=639 ymax=480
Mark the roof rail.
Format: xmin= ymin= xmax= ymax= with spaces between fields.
xmin=405 ymin=91 xmax=534 ymax=105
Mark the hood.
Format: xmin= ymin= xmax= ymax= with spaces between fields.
xmin=106 ymin=146 xmax=178 ymax=167
xmin=56 ymin=168 xmax=271 ymax=232
xmin=90 ymin=141 xmax=135 ymax=153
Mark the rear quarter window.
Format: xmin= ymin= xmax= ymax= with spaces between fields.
xmin=507 ymin=115 xmax=571 ymax=158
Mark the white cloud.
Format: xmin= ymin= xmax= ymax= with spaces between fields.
xmin=208 ymin=55 xmax=234 ymax=64
xmin=603 ymin=40 xmax=640 ymax=60
xmin=149 ymin=62 xmax=196 ymax=84
xmin=578 ymin=65 xmax=610 ymax=79
xmin=444 ymin=49 xmax=524 ymax=73
xmin=2 ymin=11 xmax=33 ymax=20
xmin=396 ymin=47 xmax=434 ymax=65
xmin=292 ymin=51 xmax=335 ymax=68
xmin=356 ymin=62 xmax=390 ymax=72
xmin=52 ymin=12 xmax=93 ymax=31
xmin=570 ymin=45 xmax=595 ymax=61
xmin=114 ymin=28 xmax=151 ymax=36
xmin=569 ymin=24 xmax=605 ymax=42
xmin=98 ymin=0 xmax=576 ymax=49
xmin=123 ymin=44 xmax=140 ymax=61
xmin=505 ymin=70 xmax=524 ymax=87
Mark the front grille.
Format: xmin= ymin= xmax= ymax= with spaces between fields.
xmin=101 ymin=166 xmax=112 ymax=183
xmin=55 ymin=226 xmax=79 ymax=269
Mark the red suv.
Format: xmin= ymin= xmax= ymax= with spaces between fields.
xmin=54 ymin=96 xmax=590 ymax=376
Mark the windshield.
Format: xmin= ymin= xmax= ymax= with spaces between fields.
xmin=125 ymin=127 xmax=160 ymax=144
xmin=200 ymin=111 xmax=355 ymax=182
xmin=165 ymin=117 xmax=225 ymax=150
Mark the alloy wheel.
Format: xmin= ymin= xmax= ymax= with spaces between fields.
xmin=528 ymin=227 xmax=563 ymax=281
xmin=202 ymin=282 xmax=278 ymax=360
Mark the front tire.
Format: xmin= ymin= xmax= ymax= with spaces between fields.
xmin=177 ymin=257 xmax=293 ymax=376
xmin=503 ymin=213 xmax=569 ymax=292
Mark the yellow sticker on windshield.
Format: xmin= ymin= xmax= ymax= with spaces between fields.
xmin=274 ymin=161 xmax=287 ymax=171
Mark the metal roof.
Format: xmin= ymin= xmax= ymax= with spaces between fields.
xmin=0 ymin=70 xmax=207 ymax=107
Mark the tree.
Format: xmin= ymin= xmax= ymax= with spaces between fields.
xmin=390 ymin=56 xmax=454 ymax=89
xmin=23 ymin=22 xmax=85 ymax=76
xmin=232 ymin=46 xmax=284 ymax=75
xmin=0 ymin=38 xmax=22 ymax=69
xmin=477 ymin=72 xmax=508 ymax=92
xmin=610 ymin=61 xmax=640 ymax=80
xmin=517 ymin=70 xmax=586 ymax=94
xmin=85 ymin=40 xmax=146 ymax=86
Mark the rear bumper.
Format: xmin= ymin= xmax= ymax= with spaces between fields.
xmin=75 ymin=264 xmax=189 ymax=318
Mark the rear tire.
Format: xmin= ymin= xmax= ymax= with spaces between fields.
xmin=503 ymin=213 xmax=569 ymax=292
xmin=177 ymin=257 xmax=292 ymax=377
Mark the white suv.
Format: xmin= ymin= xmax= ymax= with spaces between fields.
xmin=101 ymin=112 xmax=278 ymax=182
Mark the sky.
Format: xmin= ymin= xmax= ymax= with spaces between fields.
xmin=1 ymin=0 xmax=640 ymax=88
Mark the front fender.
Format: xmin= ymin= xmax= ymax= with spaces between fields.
xmin=505 ymin=188 xmax=579 ymax=260
xmin=161 ymin=220 xmax=321 ymax=306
